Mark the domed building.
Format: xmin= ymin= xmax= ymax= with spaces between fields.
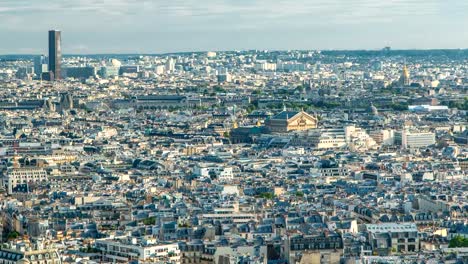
xmin=399 ymin=65 xmax=410 ymax=86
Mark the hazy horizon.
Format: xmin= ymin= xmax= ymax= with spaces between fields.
xmin=1 ymin=0 xmax=468 ymax=54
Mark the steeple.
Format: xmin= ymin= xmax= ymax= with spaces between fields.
xmin=13 ymin=151 xmax=20 ymax=169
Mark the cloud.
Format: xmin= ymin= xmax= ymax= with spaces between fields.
xmin=0 ymin=0 xmax=444 ymax=22
xmin=0 ymin=0 xmax=467 ymax=53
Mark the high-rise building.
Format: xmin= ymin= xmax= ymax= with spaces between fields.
xmin=254 ymin=61 xmax=277 ymax=71
xmin=119 ymin=65 xmax=140 ymax=75
xmin=48 ymin=30 xmax=62 ymax=80
xmin=166 ymin=57 xmax=175 ymax=72
xmin=33 ymin=55 xmax=48 ymax=79
xmin=155 ymin=65 xmax=165 ymax=75
xmin=401 ymin=130 xmax=435 ymax=149
xmin=15 ymin=67 xmax=34 ymax=80
xmin=216 ymin=68 xmax=232 ymax=83
xmin=62 ymin=66 xmax=96 ymax=79
xmin=99 ymin=66 xmax=120 ymax=78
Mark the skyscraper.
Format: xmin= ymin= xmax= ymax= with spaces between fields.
xmin=34 ymin=55 xmax=48 ymax=79
xmin=48 ymin=30 xmax=62 ymax=80
xmin=165 ymin=57 xmax=175 ymax=72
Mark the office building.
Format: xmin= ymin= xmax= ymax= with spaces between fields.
xmin=62 ymin=66 xmax=96 ymax=79
xmin=217 ymin=72 xmax=232 ymax=83
xmin=99 ymin=66 xmax=120 ymax=78
xmin=255 ymin=61 xmax=277 ymax=71
xmin=166 ymin=58 xmax=176 ymax=72
xmin=15 ymin=67 xmax=34 ymax=80
xmin=401 ymin=130 xmax=435 ymax=149
xmin=33 ymin=55 xmax=48 ymax=79
xmin=48 ymin=30 xmax=62 ymax=80
xmin=119 ymin=65 xmax=140 ymax=75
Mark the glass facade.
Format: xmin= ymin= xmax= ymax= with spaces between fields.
xmin=48 ymin=30 xmax=61 ymax=80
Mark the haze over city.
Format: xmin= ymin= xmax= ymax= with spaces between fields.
xmin=1 ymin=0 xmax=468 ymax=54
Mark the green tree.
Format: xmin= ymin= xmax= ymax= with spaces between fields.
xmin=80 ymin=245 xmax=101 ymax=253
xmin=390 ymin=102 xmax=409 ymax=111
xmin=251 ymin=90 xmax=262 ymax=95
xmin=209 ymin=170 xmax=217 ymax=180
xmin=213 ymin=85 xmax=226 ymax=93
xmin=445 ymin=98 xmax=468 ymax=111
xmin=449 ymin=236 xmax=468 ymax=248
xmin=258 ymin=192 xmax=275 ymax=200
xmin=246 ymin=104 xmax=257 ymax=113
xmin=7 ymin=231 xmax=19 ymax=240
xmin=143 ymin=217 xmax=156 ymax=225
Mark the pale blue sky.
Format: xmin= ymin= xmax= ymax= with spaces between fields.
xmin=1 ymin=0 xmax=467 ymax=54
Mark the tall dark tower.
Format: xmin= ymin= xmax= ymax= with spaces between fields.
xmin=48 ymin=30 xmax=61 ymax=80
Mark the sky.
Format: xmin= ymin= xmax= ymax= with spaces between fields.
xmin=1 ymin=0 xmax=468 ymax=54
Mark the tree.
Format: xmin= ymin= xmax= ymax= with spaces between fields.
xmin=178 ymin=222 xmax=191 ymax=228
xmin=390 ymin=102 xmax=409 ymax=111
xmin=80 ymin=245 xmax=101 ymax=253
xmin=7 ymin=231 xmax=19 ymax=240
xmin=213 ymin=85 xmax=226 ymax=93
xmin=209 ymin=170 xmax=217 ymax=180
xmin=251 ymin=90 xmax=262 ymax=95
xmin=449 ymin=236 xmax=468 ymax=248
xmin=143 ymin=217 xmax=156 ymax=225
xmin=295 ymin=85 xmax=304 ymax=93
xmin=258 ymin=192 xmax=275 ymax=200
xmin=444 ymin=98 xmax=468 ymax=111
xmin=246 ymin=104 xmax=257 ymax=113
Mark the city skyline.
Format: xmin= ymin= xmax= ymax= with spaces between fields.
xmin=1 ymin=0 xmax=468 ymax=54
xmin=0 ymin=1 xmax=467 ymax=260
